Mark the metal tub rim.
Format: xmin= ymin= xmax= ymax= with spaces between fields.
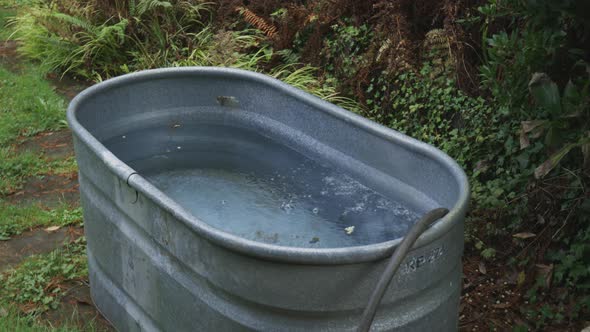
xmin=67 ymin=67 xmax=469 ymax=265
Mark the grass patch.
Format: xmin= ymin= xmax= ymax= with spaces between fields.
xmin=0 ymin=7 xmax=15 ymax=40
xmin=0 ymin=148 xmax=77 ymax=195
xmin=0 ymin=64 xmax=67 ymax=145
xmin=0 ymin=6 xmax=91 ymax=330
xmin=0 ymin=203 xmax=82 ymax=239
xmin=0 ymin=147 xmax=42 ymax=195
xmin=1 ymin=237 xmax=87 ymax=313
xmin=0 ymin=304 xmax=88 ymax=332
xmin=44 ymin=156 xmax=77 ymax=175
xmin=0 ymin=27 xmax=76 ymax=194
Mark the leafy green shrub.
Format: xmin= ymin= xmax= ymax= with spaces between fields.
xmin=268 ymin=63 xmax=363 ymax=113
xmin=479 ymin=27 xmax=566 ymax=111
xmin=11 ymin=7 xmax=128 ymax=77
xmin=383 ymin=67 xmax=492 ymax=168
xmin=321 ymin=21 xmax=373 ymax=84
xmin=475 ymin=0 xmax=590 ymax=324
xmin=170 ymin=29 xmax=269 ymax=70
xmin=527 ymin=70 xmax=590 ymax=301
xmin=476 ymin=0 xmax=589 ymax=186
xmin=10 ymin=0 xmax=212 ymax=78
xmin=525 ymin=72 xmax=590 ymax=179
xmin=8 ymin=0 xmax=361 ymax=112
xmin=363 ymin=59 xmax=512 ymax=208
xmin=474 ymin=0 xmax=590 ymax=210
xmin=124 ymin=0 xmax=212 ymax=71
xmin=479 ymin=4 xmax=589 ymax=168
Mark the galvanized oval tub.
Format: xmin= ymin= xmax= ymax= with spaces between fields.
xmin=67 ymin=67 xmax=469 ymax=331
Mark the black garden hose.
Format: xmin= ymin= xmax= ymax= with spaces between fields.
xmin=357 ymin=207 xmax=450 ymax=332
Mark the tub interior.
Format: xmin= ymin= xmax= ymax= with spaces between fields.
xmin=74 ymin=72 xmax=464 ymax=249
xmin=94 ymin=105 xmax=440 ymax=249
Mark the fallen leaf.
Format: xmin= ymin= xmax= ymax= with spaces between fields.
xmin=0 ymin=235 xmax=10 ymax=241
xmin=535 ymin=143 xmax=577 ymax=179
xmin=478 ymin=261 xmax=487 ymax=275
xmin=512 ymin=232 xmax=536 ymax=239
xmin=521 ymin=120 xmax=545 ymax=133
xmin=45 ymin=226 xmax=61 ymax=232
xmin=76 ymin=298 xmax=93 ymax=306
xmin=535 ymin=158 xmax=556 ymax=179
xmin=344 ymin=226 xmax=355 ymax=235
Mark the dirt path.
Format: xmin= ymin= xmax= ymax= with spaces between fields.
xmin=1 ymin=125 xmax=113 ymax=330
xmin=1 ymin=125 xmax=114 ymax=330
xmin=0 ymin=227 xmax=82 ymax=273
xmin=18 ymin=130 xmax=75 ymax=161
xmin=0 ymin=47 xmax=114 ymax=329
xmin=0 ymin=40 xmax=21 ymax=72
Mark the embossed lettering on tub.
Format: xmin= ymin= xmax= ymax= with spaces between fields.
xmin=400 ymin=246 xmax=445 ymax=274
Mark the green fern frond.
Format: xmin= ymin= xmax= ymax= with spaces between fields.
xmin=50 ymin=12 xmax=96 ymax=33
xmin=276 ymin=49 xmax=301 ymax=65
xmin=136 ymin=0 xmax=173 ymax=16
xmin=95 ymin=19 xmax=128 ymax=44
xmin=129 ymin=0 xmax=137 ymax=17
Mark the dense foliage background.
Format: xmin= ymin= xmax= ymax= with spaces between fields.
xmin=4 ymin=0 xmax=590 ymax=329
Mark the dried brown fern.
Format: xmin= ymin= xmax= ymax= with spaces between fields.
xmin=371 ymin=0 xmax=416 ymax=74
xmin=236 ymin=7 xmax=277 ymax=39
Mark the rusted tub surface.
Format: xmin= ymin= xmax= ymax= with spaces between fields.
xmin=67 ymin=67 xmax=469 ymax=331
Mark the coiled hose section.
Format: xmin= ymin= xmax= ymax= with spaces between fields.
xmin=357 ymin=207 xmax=450 ymax=332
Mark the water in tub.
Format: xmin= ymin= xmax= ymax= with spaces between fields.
xmin=111 ymin=123 xmax=422 ymax=248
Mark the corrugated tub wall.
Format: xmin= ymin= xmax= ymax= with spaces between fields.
xmin=67 ymin=67 xmax=469 ymax=331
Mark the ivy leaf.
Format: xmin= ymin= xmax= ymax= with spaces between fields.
xmin=481 ymin=248 xmax=496 ymax=260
